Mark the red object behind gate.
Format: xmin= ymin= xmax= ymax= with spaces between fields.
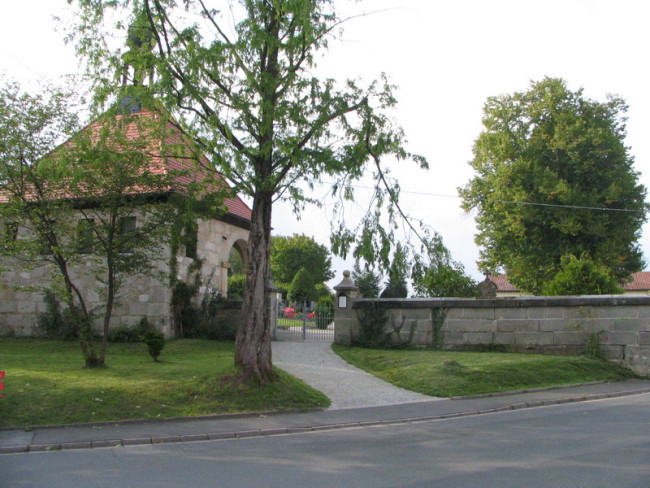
xmin=0 ymin=370 xmax=4 ymax=400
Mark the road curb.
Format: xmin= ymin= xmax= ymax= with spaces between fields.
xmin=2 ymin=387 xmax=649 ymax=455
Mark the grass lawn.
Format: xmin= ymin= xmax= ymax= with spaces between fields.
xmin=332 ymin=344 xmax=641 ymax=397
xmin=0 ymin=338 xmax=329 ymax=427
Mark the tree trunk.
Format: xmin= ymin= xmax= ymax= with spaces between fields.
xmin=235 ymin=190 xmax=275 ymax=384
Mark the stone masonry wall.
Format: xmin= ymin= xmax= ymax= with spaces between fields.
xmin=0 ymin=214 xmax=249 ymax=338
xmin=334 ymin=296 xmax=650 ymax=376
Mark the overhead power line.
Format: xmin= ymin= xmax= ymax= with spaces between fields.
xmin=322 ymin=181 xmax=645 ymax=214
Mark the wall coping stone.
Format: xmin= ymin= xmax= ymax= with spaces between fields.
xmin=352 ymin=295 xmax=650 ymax=309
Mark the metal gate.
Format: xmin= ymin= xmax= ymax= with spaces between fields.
xmin=273 ymin=302 xmax=334 ymax=342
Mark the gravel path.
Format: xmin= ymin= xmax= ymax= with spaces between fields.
xmin=272 ymin=341 xmax=436 ymax=410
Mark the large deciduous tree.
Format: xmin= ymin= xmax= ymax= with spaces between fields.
xmin=459 ymin=78 xmax=648 ymax=294
xmin=270 ymin=234 xmax=333 ymax=289
xmin=69 ymin=0 xmax=426 ymax=383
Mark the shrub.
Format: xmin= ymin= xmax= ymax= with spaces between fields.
xmin=36 ymin=291 xmax=77 ymax=340
xmin=142 ymin=330 xmax=165 ymax=361
xmin=584 ymin=331 xmax=606 ymax=360
xmin=171 ymin=280 xmax=199 ymax=338
xmin=227 ymin=273 xmax=247 ymax=299
xmin=288 ymin=267 xmax=318 ymax=304
xmin=352 ymin=301 xmax=390 ymax=348
xmin=108 ymin=317 xmax=151 ymax=343
xmin=543 ymin=254 xmax=622 ymax=296
xmin=315 ymin=296 xmax=334 ymax=330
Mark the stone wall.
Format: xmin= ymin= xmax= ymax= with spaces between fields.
xmin=0 ymin=213 xmax=249 ymax=338
xmin=334 ymin=295 xmax=650 ymax=375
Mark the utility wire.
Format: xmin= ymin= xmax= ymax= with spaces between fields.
xmin=321 ymin=181 xmax=644 ymax=214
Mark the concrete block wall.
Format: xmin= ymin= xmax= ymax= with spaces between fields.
xmin=335 ymin=296 xmax=650 ymax=375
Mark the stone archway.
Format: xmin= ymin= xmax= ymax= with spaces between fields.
xmin=229 ymin=239 xmax=249 ymax=275
xmin=223 ymin=238 xmax=249 ymax=296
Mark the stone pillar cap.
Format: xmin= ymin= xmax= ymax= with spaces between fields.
xmin=333 ymin=270 xmax=358 ymax=293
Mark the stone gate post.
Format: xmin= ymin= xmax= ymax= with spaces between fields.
xmin=333 ymin=270 xmax=359 ymax=344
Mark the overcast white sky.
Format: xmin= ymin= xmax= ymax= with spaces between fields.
xmin=2 ymin=0 xmax=650 ymax=288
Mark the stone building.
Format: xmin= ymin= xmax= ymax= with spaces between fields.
xmin=0 ymin=107 xmax=251 ymax=337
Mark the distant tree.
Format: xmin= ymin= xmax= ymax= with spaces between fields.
xmin=270 ymin=234 xmax=333 ymax=288
xmin=542 ymin=254 xmax=622 ymax=296
xmin=412 ymin=233 xmax=477 ymax=297
xmin=352 ymin=260 xmax=382 ymax=298
xmin=380 ymin=243 xmax=409 ymax=298
xmin=287 ymin=267 xmax=318 ymax=305
xmin=460 ymin=77 xmax=647 ymax=294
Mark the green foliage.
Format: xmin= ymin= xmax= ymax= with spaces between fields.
xmin=584 ymin=331 xmax=606 ymax=360
xmin=352 ymin=301 xmax=390 ymax=348
xmin=36 ymin=291 xmax=77 ymax=340
xmin=314 ymin=282 xmax=332 ymax=299
xmin=543 ymin=254 xmax=623 ymax=296
xmin=380 ymin=243 xmax=409 ymax=298
xmin=0 ymin=80 xmax=220 ymax=367
xmin=271 ymin=234 xmax=333 ymax=286
xmin=412 ymin=233 xmax=478 ymax=298
xmin=227 ymin=273 xmax=247 ymax=300
xmin=430 ymin=307 xmax=448 ymax=350
xmin=352 ymin=260 xmax=382 ymax=298
xmin=170 ymin=280 xmax=199 ymax=338
xmin=69 ymin=0 xmax=427 ymax=383
xmin=171 ymin=279 xmax=238 ymax=340
xmin=142 ymin=330 xmax=165 ymax=361
xmin=460 ymin=77 xmax=648 ymax=294
xmin=315 ymin=296 xmax=334 ymax=330
xmin=288 ymin=267 xmax=318 ymax=304
xmin=107 ymin=317 xmax=151 ymax=343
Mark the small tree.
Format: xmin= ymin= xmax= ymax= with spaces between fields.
xmin=412 ymin=233 xmax=477 ymax=298
xmin=542 ymin=254 xmax=622 ymax=296
xmin=287 ymin=267 xmax=318 ymax=306
xmin=0 ymin=81 xmax=215 ymax=366
xmin=352 ymin=260 xmax=382 ymax=299
xmin=380 ymin=243 xmax=409 ymax=298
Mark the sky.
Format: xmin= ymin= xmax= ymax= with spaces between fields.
xmin=2 ymin=0 xmax=650 ymax=288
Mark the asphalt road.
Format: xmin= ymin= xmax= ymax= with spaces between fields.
xmin=3 ymin=393 xmax=650 ymax=488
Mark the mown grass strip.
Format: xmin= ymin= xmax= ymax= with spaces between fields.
xmin=332 ymin=345 xmax=641 ymax=397
xmin=0 ymin=338 xmax=329 ymax=427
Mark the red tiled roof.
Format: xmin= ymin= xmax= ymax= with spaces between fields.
xmin=487 ymin=274 xmax=519 ymax=292
xmin=623 ymin=271 xmax=650 ymax=291
xmin=1 ymin=107 xmax=252 ymax=222
xmin=489 ymin=272 xmax=650 ymax=292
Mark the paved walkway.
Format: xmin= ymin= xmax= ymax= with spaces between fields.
xmin=272 ymin=341 xmax=435 ymax=409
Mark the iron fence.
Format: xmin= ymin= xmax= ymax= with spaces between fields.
xmin=273 ymin=301 xmax=334 ymax=342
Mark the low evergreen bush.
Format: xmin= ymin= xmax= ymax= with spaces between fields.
xmin=142 ymin=330 xmax=165 ymax=361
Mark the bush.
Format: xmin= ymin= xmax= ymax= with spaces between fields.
xmin=108 ymin=317 xmax=151 ymax=343
xmin=36 ymin=291 xmax=77 ymax=340
xmin=315 ymin=296 xmax=333 ymax=330
xmin=171 ymin=280 xmax=199 ymax=338
xmin=171 ymin=277 xmax=241 ymax=340
xmin=543 ymin=254 xmax=622 ymax=296
xmin=227 ymin=273 xmax=247 ymax=299
xmin=352 ymin=301 xmax=390 ymax=348
xmin=142 ymin=330 xmax=165 ymax=361
xmin=288 ymin=267 xmax=318 ymax=304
